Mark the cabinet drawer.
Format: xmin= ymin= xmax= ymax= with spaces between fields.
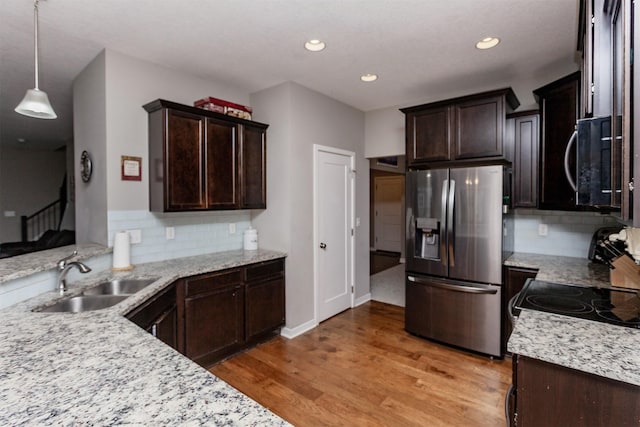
xmin=185 ymin=269 xmax=242 ymax=297
xmin=245 ymin=259 xmax=284 ymax=282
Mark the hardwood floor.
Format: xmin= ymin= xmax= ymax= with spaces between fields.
xmin=210 ymin=302 xmax=511 ymax=426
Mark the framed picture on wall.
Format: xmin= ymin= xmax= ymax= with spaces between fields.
xmin=377 ymin=156 xmax=398 ymax=168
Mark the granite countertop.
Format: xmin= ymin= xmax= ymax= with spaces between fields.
xmin=0 ymin=249 xmax=291 ymax=426
xmin=504 ymin=252 xmax=610 ymax=287
xmin=506 ymin=252 xmax=640 ymax=387
xmin=0 ymin=243 xmax=110 ymax=284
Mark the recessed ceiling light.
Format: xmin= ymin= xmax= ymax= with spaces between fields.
xmin=17 ymin=138 xmax=26 ymax=143
xmin=305 ymin=39 xmax=326 ymax=52
xmin=361 ymin=73 xmax=378 ymax=82
xmin=476 ymin=37 xmax=500 ymax=50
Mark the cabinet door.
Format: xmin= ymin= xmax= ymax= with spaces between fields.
xmin=513 ymin=114 xmax=539 ymax=208
xmin=165 ymin=109 xmax=207 ymax=210
xmin=183 ymin=270 xmax=244 ymax=367
xmin=406 ymin=106 xmax=451 ymax=164
xmin=126 ymin=283 xmax=178 ymax=351
xmin=516 ymin=356 xmax=640 ymax=426
xmin=502 ymin=266 xmax=537 ymax=354
xmin=150 ymin=305 xmax=178 ymax=350
xmin=206 ymin=117 xmax=239 ymax=209
xmin=454 ymin=95 xmax=504 ymax=160
xmin=240 ymin=124 xmax=267 ymax=209
xmin=245 ymin=277 xmax=285 ymax=341
xmin=536 ymin=72 xmax=580 ymax=210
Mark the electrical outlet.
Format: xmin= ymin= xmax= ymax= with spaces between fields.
xmin=229 ymin=223 xmax=236 ymax=234
xmin=166 ymin=227 xmax=175 ymax=240
xmin=538 ymin=224 xmax=548 ymax=236
xmin=127 ymin=229 xmax=142 ymax=244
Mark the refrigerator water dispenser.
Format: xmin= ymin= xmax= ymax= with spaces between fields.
xmin=416 ymin=217 xmax=440 ymax=260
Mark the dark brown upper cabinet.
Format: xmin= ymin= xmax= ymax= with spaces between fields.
xmin=534 ymin=72 xmax=582 ymax=211
xmin=578 ymin=0 xmax=633 ymax=221
xmin=505 ymin=111 xmax=540 ymax=208
xmin=401 ymin=88 xmax=519 ymax=167
xmin=144 ymin=99 xmax=268 ymax=212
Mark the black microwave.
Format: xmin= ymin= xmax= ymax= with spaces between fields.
xmin=567 ymin=116 xmax=622 ymax=208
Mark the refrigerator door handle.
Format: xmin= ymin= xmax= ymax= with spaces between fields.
xmin=447 ymin=179 xmax=456 ymax=267
xmin=407 ymin=276 xmax=498 ymax=294
xmin=440 ymin=179 xmax=448 ymax=266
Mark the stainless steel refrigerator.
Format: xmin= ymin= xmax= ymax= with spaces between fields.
xmin=405 ymin=165 xmax=513 ymax=357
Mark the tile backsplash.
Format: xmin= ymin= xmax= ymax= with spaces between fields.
xmin=108 ymin=210 xmax=252 ymax=264
xmin=513 ymin=209 xmax=620 ymax=258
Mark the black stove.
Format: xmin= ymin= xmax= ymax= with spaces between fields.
xmin=514 ymin=280 xmax=640 ymax=329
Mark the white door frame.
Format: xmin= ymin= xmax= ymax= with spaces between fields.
xmin=313 ymin=144 xmax=356 ymax=323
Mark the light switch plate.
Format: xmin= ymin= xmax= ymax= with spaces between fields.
xmin=538 ymin=224 xmax=548 ymax=236
xmin=166 ymin=227 xmax=175 ymax=240
xmin=127 ymin=229 xmax=142 ymax=244
xmin=229 ymin=223 xmax=236 ymax=234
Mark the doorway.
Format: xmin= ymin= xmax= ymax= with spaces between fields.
xmin=313 ymin=144 xmax=355 ymax=323
xmin=373 ymin=175 xmax=404 ymax=253
xmin=369 ymin=156 xmax=406 ymax=307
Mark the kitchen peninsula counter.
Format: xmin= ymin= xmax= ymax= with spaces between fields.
xmin=505 ymin=252 xmax=610 ymax=287
xmin=506 ymin=253 xmax=640 ymax=387
xmin=0 ymin=249 xmax=290 ymax=426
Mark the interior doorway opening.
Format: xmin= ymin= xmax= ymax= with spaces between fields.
xmin=369 ymin=156 xmax=406 ymax=307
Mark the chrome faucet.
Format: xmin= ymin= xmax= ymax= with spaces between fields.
xmin=56 ymin=251 xmax=92 ymax=295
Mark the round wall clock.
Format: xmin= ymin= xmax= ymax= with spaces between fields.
xmin=80 ymin=150 xmax=93 ymax=183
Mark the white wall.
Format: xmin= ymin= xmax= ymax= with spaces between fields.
xmin=103 ymin=49 xmax=251 ymax=212
xmin=73 ymin=49 xmax=254 ymax=249
xmin=251 ymin=82 xmax=369 ymax=332
xmin=0 ymin=147 xmax=67 ymax=242
xmin=73 ymin=51 xmax=108 ymax=245
xmin=364 ymin=107 xmax=404 ymax=159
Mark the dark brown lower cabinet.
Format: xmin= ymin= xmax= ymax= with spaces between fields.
xmin=183 ymin=269 xmax=245 ymax=367
xmin=514 ymin=356 xmax=640 ymax=426
xmin=126 ymin=283 xmax=178 ymax=350
xmin=245 ymin=268 xmax=285 ymax=341
xmin=126 ymin=258 xmax=286 ymax=368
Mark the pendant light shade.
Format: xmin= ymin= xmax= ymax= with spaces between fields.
xmin=15 ymin=88 xmax=57 ymax=119
xmin=15 ymin=0 xmax=57 ymax=120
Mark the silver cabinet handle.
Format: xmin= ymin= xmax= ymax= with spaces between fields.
xmin=508 ymin=292 xmax=520 ymax=324
xmin=319 ymin=243 xmax=327 ymax=249
xmin=563 ymin=130 xmax=578 ymax=192
xmin=448 ymin=179 xmax=455 ymax=267
xmin=407 ymin=275 xmax=497 ymax=294
xmin=505 ymin=384 xmax=515 ymax=427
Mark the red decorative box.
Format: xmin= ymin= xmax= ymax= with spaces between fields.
xmin=194 ymin=97 xmax=252 ymax=120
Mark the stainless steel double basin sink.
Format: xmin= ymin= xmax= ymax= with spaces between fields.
xmin=35 ymin=278 xmax=158 ymax=313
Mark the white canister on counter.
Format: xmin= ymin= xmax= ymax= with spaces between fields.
xmin=243 ymin=227 xmax=258 ymax=250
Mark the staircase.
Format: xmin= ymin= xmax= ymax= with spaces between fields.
xmin=21 ymin=175 xmax=68 ymax=242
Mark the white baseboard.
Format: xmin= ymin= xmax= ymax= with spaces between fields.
xmin=280 ymin=318 xmax=318 ymax=339
xmin=354 ymin=293 xmax=371 ymax=306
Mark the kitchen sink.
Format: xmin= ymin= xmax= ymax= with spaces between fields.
xmin=33 ymin=278 xmax=158 ymax=313
xmin=82 ymin=278 xmax=158 ymax=296
xmin=36 ymin=295 xmax=129 ymax=313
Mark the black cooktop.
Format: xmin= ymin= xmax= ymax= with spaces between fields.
xmin=514 ymin=280 xmax=640 ymax=329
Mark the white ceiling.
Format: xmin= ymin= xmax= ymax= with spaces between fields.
xmin=0 ymin=0 xmax=580 ymax=150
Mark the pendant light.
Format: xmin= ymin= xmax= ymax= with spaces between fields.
xmin=15 ymin=0 xmax=57 ymax=119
